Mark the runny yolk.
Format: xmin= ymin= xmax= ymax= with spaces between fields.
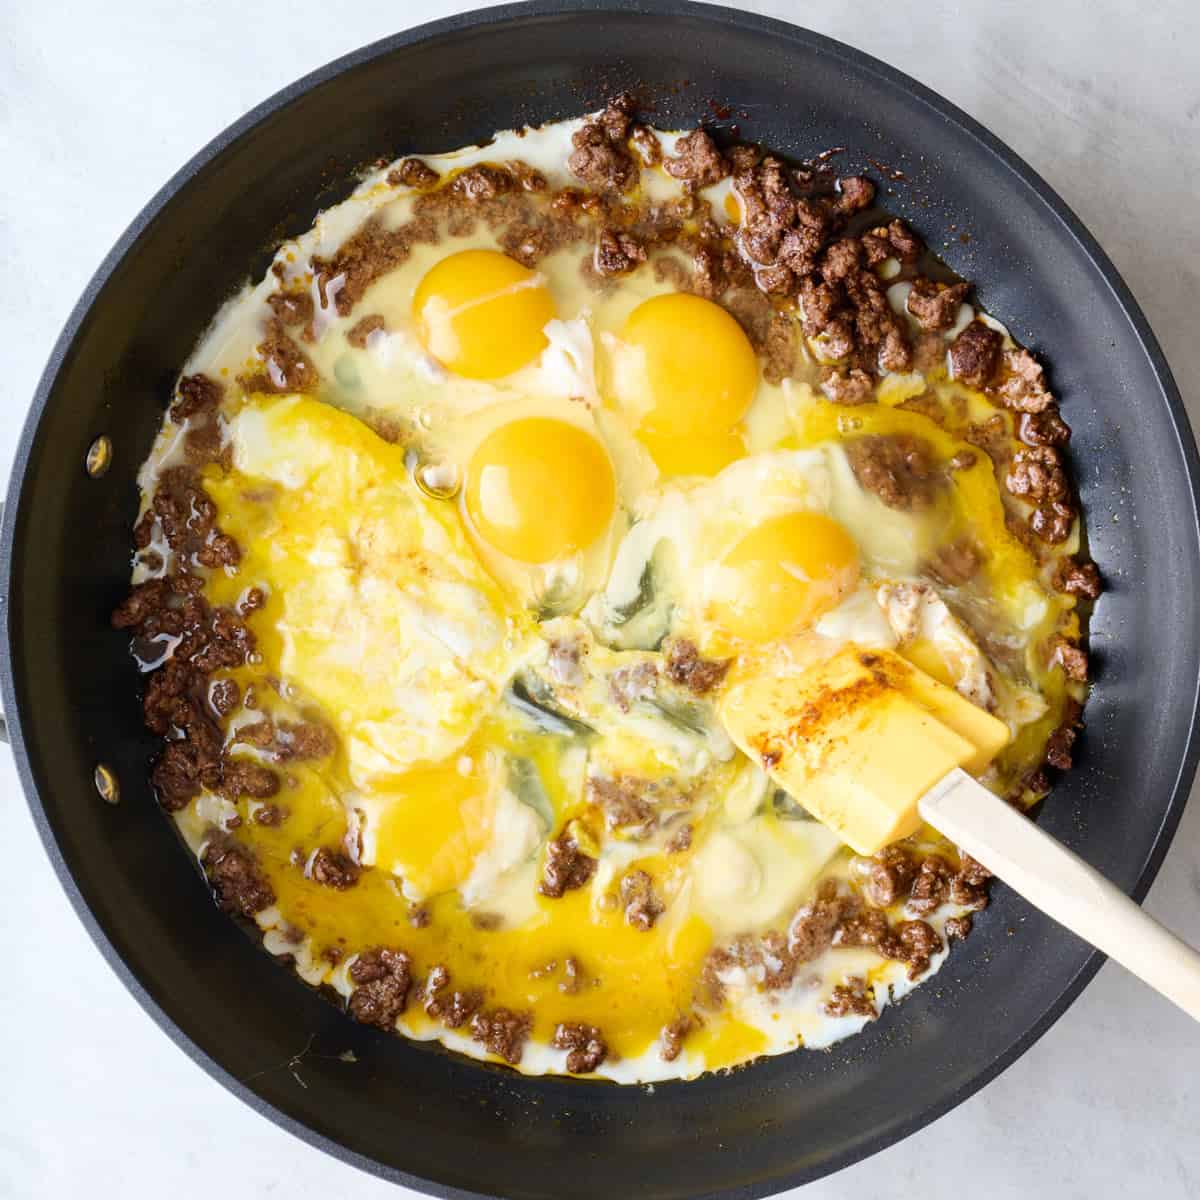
xmin=618 ymin=293 xmax=759 ymax=437
xmin=638 ymin=427 xmax=746 ymax=479
xmin=413 ymin=249 xmax=556 ymax=379
xmin=710 ymin=511 xmax=860 ymax=643
xmin=465 ymin=417 xmax=616 ymax=563
xmin=371 ymin=763 xmax=495 ymax=899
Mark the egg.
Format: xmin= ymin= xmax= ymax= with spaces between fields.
xmin=206 ymin=394 xmax=535 ymax=787
xmin=134 ymin=104 xmax=1084 ymax=1086
xmin=413 ymin=248 xmax=556 ymax=379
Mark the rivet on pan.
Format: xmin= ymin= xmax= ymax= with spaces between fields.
xmin=86 ymin=435 xmax=113 ymax=478
xmin=94 ymin=763 xmax=120 ymax=805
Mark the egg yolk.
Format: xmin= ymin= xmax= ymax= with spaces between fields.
xmin=413 ymin=249 xmax=555 ymax=379
xmin=372 ymin=764 xmax=494 ymax=898
xmin=711 ymin=511 xmax=860 ymax=643
xmin=465 ymin=417 xmax=616 ymax=563
xmin=639 ymin=428 xmax=746 ymax=479
xmin=618 ymin=293 xmax=759 ymax=436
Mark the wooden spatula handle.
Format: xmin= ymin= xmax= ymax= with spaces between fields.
xmin=920 ymin=769 xmax=1200 ymax=1022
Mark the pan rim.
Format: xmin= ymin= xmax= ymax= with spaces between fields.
xmin=4 ymin=2 xmax=1199 ymax=1195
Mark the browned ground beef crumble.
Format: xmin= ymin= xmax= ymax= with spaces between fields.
xmin=824 ymin=977 xmax=876 ymax=1018
xmin=539 ymin=830 xmax=597 ymax=897
xmin=347 ymin=948 xmax=412 ymax=1029
xmin=114 ymin=93 xmax=1101 ymax=1072
xmin=620 ymin=869 xmax=665 ymax=931
xmin=553 ymin=1021 xmax=609 ymax=1073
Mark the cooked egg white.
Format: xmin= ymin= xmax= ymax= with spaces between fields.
xmin=137 ymin=108 xmax=1081 ymax=1084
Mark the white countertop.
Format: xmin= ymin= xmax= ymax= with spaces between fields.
xmin=3 ymin=1 xmax=1199 ymax=1196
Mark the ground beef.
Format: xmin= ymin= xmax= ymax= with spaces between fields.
xmin=1052 ymin=556 xmax=1102 ymax=600
xmin=506 ymin=161 xmax=548 ymax=193
xmin=240 ymin=319 xmax=320 ymax=394
xmin=928 ymin=537 xmax=983 ymax=586
xmin=957 ymin=853 xmax=991 ymax=887
xmin=720 ymin=283 xmax=775 ymax=343
xmin=846 ymin=434 xmax=939 ymax=510
xmin=620 ymin=869 xmax=664 ymax=931
xmin=660 ymin=1015 xmax=694 ymax=1062
xmin=949 ymin=853 xmax=991 ymax=910
xmin=171 ymin=373 xmax=223 ymax=422
xmin=267 ymin=290 xmax=315 ymax=334
xmin=499 ymin=207 xmax=585 ymax=268
xmin=907 ymin=278 xmax=970 ymax=331
xmin=311 ymin=216 xmax=413 ymax=317
xmin=202 ymin=835 xmax=275 ymax=917
xmin=665 ymin=823 xmax=693 ymax=854
xmin=1050 ymin=636 xmax=1089 ymax=682
xmin=1046 ymin=698 xmax=1084 ymax=769
xmin=1029 ymin=501 xmax=1076 ymax=545
xmin=965 ymin=413 xmax=1012 ymax=468
xmin=824 ymin=978 xmax=876 ymax=1018
xmin=449 ymin=163 xmax=513 ymax=202
xmin=469 ymin=1008 xmax=532 ymax=1065
xmin=1006 ymin=446 xmax=1070 ymax=503
xmin=388 ymin=157 xmax=439 ymax=188
xmin=219 ymin=758 xmax=280 ymax=801
xmin=1018 ymin=408 xmax=1071 ymax=447
xmin=131 ymin=465 xmax=239 ymax=568
xmin=114 ymin=570 xmax=277 ymax=812
xmin=836 ymin=175 xmax=876 ymax=214
xmin=906 ymin=855 xmax=954 ymax=916
xmin=762 ymin=312 xmax=797 ymax=384
xmin=912 ymin=331 xmax=948 ymax=374
xmin=665 ymin=129 xmax=729 ymax=187
xmin=888 ymin=921 xmax=942 ymax=979
xmin=235 ymin=719 xmax=276 ymax=748
xmin=208 ymin=678 xmax=240 ymax=717
xmin=820 ymin=366 xmax=875 ymax=405
xmin=608 ymin=661 xmax=657 ymax=712
xmin=994 ymin=347 xmax=1055 ymax=412
xmin=594 ymin=227 xmax=646 ymax=276
xmin=560 ymin=956 xmax=583 ymax=994
xmin=788 ymin=885 xmax=853 ymax=961
xmin=277 ymin=720 xmax=337 ymax=761
xmin=663 ymin=638 xmax=730 ymax=695
xmin=346 ymin=313 xmax=385 ymax=348
xmin=949 ymin=321 xmax=1002 ymax=388
xmin=860 ymin=219 xmax=923 ymax=266
xmin=308 ymin=847 xmax=361 ymax=889
xmin=348 ymin=948 xmax=412 ymax=1029
xmin=945 ymin=915 xmax=973 ymax=941
xmin=423 ymin=965 xmax=483 ymax=1029
xmin=539 ymin=830 xmax=596 ymax=897
xmin=837 ymin=907 xmax=942 ymax=979
xmin=861 ymin=846 xmax=917 ymax=908
xmin=253 ymin=804 xmax=287 ymax=827
xmin=553 ymin=1022 xmax=608 ymax=1073
xmin=568 ymin=94 xmax=638 ymax=192
xmin=587 ymin=774 xmax=671 ymax=836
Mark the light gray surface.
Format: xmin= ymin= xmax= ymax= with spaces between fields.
xmin=2 ymin=1 xmax=1198 ymax=1196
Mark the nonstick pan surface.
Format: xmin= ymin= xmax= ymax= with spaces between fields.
xmin=4 ymin=3 xmax=1199 ymax=1197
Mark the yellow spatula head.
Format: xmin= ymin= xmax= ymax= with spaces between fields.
xmin=720 ymin=643 xmax=1011 ymax=856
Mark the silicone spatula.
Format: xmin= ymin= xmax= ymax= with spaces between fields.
xmin=720 ymin=642 xmax=1200 ymax=1021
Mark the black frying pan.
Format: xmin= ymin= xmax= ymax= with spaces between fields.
xmin=4 ymin=3 xmax=1199 ymax=1196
